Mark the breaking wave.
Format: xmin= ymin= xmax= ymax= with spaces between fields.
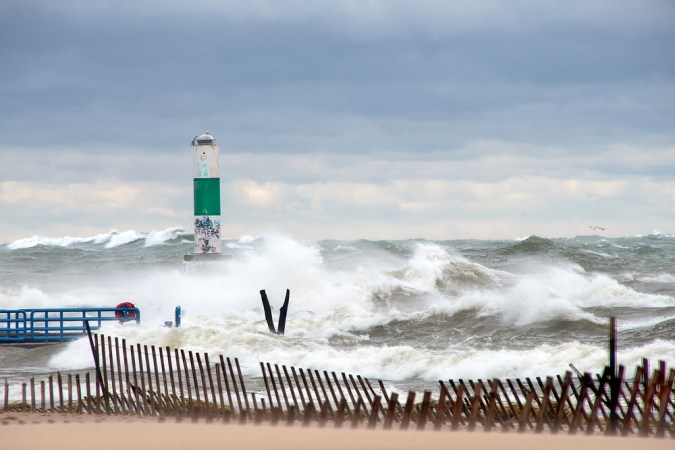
xmin=5 ymin=227 xmax=191 ymax=250
xmin=1 ymin=231 xmax=673 ymax=382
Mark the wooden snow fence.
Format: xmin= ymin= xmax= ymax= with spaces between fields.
xmin=2 ymin=333 xmax=673 ymax=438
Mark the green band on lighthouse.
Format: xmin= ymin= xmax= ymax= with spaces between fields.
xmin=193 ymin=178 xmax=221 ymax=215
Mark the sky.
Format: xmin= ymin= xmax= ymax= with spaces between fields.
xmin=1 ymin=0 xmax=674 ymax=242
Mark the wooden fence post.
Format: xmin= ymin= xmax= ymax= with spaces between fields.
xmin=655 ymin=368 xmax=674 ymax=437
xmin=518 ymin=392 xmax=535 ymax=432
xmin=417 ymin=391 xmax=432 ymax=430
xmin=400 ymin=391 xmax=416 ymax=430
xmin=384 ymin=392 xmax=399 ymax=429
xmin=434 ymin=384 xmax=448 ymax=430
xmin=468 ymin=383 xmax=483 ymax=431
xmin=535 ymin=377 xmax=553 ymax=433
xmin=3 ymin=379 xmax=8 ymax=411
xmin=235 ymin=359 xmax=251 ymax=418
xmin=30 ymin=378 xmax=36 ymax=411
xmin=485 ymin=379 xmax=498 ymax=431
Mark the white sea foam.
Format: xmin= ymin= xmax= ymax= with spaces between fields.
xmin=105 ymin=230 xmax=146 ymax=248
xmin=48 ymin=318 xmax=675 ymax=382
xmin=639 ymin=273 xmax=675 ymax=283
xmin=7 ymin=234 xmax=96 ymax=249
xmin=3 ymin=232 xmax=672 ymax=383
xmin=0 ymin=286 xmax=94 ymax=310
xmin=619 ymin=314 xmax=675 ymax=332
xmin=648 ymin=229 xmax=673 ymax=237
xmin=6 ymin=229 xmax=149 ymax=249
xmin=9 ymin=236 xmax=671 ymax=328
xmin=144 ymin=227 xmax=190 ymax=247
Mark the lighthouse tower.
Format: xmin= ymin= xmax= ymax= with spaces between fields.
xmin=190 ymin=132 xmax=222 ymax=256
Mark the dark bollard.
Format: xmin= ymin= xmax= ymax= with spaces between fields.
xmin=259 ymin=289 xmax=291 ymax=335
xmin=175 ymin=306 xmax=181 ymax=328
xmin=260 ymin=290 xmax=277 ymax=334
xmin=277 ymin=289 xmax=290 ymax=336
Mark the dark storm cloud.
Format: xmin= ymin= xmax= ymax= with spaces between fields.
xmin=1 ymin=0 xmax=673 ymax=156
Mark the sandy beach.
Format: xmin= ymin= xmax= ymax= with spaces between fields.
xmin=1 ymin=412 xmax=672 ymax=450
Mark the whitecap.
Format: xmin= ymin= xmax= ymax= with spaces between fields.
xmin=105 ymin=230 xmax=145 ymax=248
xmin=144 ymin=227 xmax=190 ymax=247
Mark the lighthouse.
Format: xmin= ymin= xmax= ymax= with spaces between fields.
xmin=189 ymin=132 xmax=222 ymax=257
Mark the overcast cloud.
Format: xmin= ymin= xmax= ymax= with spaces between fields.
xmin=1 ymin=0 xmax=674 ymax=241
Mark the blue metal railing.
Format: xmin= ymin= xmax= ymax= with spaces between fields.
xmin=0 ymin=307 xmax=140 ymax=343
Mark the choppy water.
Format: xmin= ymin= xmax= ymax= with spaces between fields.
xmin=1 ymin=228 xmax=674 ymax=393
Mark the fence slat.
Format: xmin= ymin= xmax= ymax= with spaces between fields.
xmin=291 ymin=367 xmax=307 ymax=409
xmin=235 ymin=359 xmax=251 ymax=418
xmin=227 ymin=357 xmax=243 ymax=417
xmin=144 ymin=345 xmax=156 ymax=413
xmin=518 ymin=391 xmax=535 ymax=432
xmin=195 ymin=353 xmax=209 ymax=410
xmin=312 ymin=370 xmax=333 ymax=414
xmin=266 ymin=362 xmax=281 ymax=410
xmin=400 ymin=391 xmax=416 ymax=430
xmin=114 ymin=337 xmax=126 ymax=414
xmin=158 ymin=346 xmax=170 ymax=413
xmin=75 ymin=374 xmax=82 ymax=413
xmin=569 ymin=374 xmax=590 ymax=434
xmin=282 ymin=365 xmax=299 ymax=412
xmin=106 ymin=337 xmax=119 ymax=414
xmin=40 ymin=380 xmax=46 ymax=412
xmin=535 ymin=377 xmax=553 ymax=432
xmin=485 ymin=379 xmax=499 ymax=431
xmin=468 ymin=382 xmax=483 ymax=430
xmin=204 ymin=354 xmax=218 ymax=416
xmin=30 ymin=378 xmax=36 ymax=411
xmin=215 ymin=363 xmax=227 ymax=419
xmin=368 ymin=395 xmax=381 ymax=429
xmin=384 ymin=392 xmax=399 ymax=429
xmin=553 ymin=372 xmax=572 ymax=433
xmin=586 ymin=369 xmax=610 ymax=434
xmin=417 ymin=391 xmax=432 ymax=430
xmin=655 ymin=368 xmax=675 ymax=437
xmin=57 ymin=372 xmax=64 ymax=412
xmin=639 ymin=372 xmax=658 ymax=437
xmin=122 ymin=339 xmax=136 ymax=415
xmin=175 ymin=349 xmax=185 ymax=412
xmin=260 ymin=362 xmax=274 ymax=410
xmin=131 ymin=345 xmax=148 ymax=415
xmin=188 ymin=351 xmax=200 ymax=404
xmin=274 ymin=364 xmax=291 ymax=411
xmin=3 ymin=379 xmax=8 ymax=411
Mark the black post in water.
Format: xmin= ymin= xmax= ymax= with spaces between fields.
xmin=84 ymin=320 xmax=110 ymax=414
xmin=260 ymin=290 xmax=277 ymax=334
xmin=608 ymin=316 xmax=619 ymax=434
xmin=277 ymin=289 xmax=290 ymax=336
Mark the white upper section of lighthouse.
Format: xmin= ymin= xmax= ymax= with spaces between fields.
xmin=192 ymin=132 xmax=220 ymax=178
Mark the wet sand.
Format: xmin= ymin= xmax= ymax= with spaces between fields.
xmin=1 ymin=412 xmax=672 ymax=450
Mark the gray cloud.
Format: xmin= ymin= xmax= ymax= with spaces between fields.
xmin=0 ymin=0 xmax=674 ymax=240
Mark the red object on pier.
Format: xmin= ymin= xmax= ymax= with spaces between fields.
xmin=115 ymin=301 xmax=137 ymax=318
